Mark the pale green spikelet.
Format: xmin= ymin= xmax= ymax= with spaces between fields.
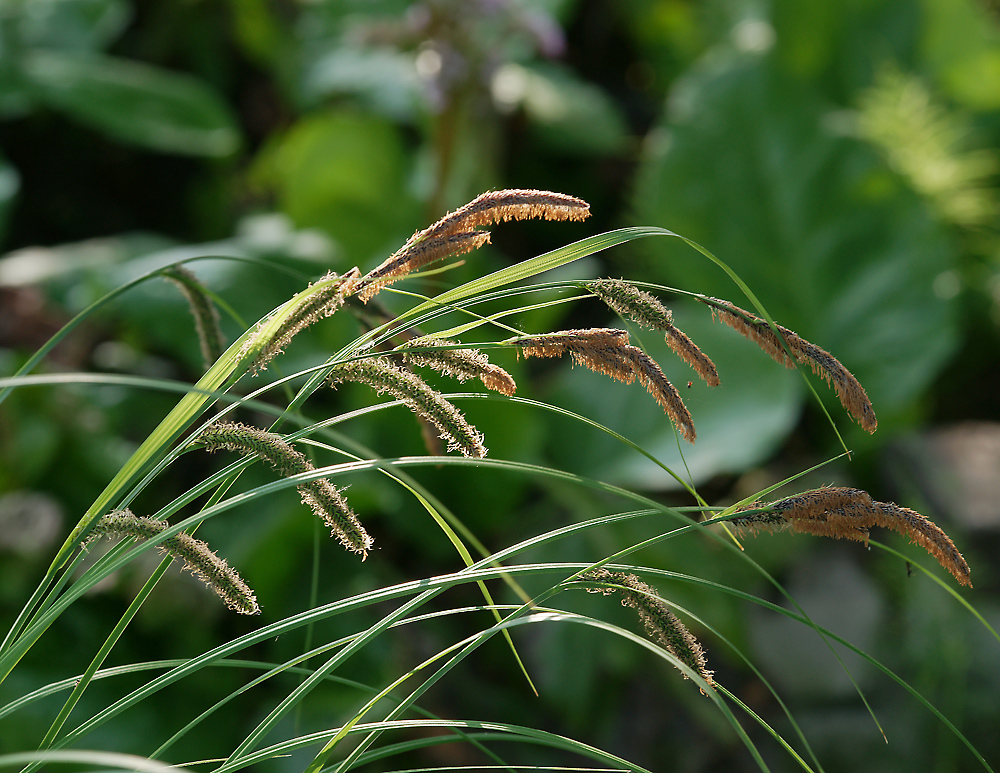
xmin=583 ymin=568 xmax=713 ymax=690
xmin=196 ymin=422 xmax=373 ymax=558
xmin=87 ymin=509 xmax=260 ymax=615
xmin=398 ymin=336 xmax=517 ymax=396
xmin=161 ymin=265 xmax=226 ymax=370
xmin=243 ymin=269 xmax=360 ymax=375
xmin=330 ymin=356 xmax=487 ymax=458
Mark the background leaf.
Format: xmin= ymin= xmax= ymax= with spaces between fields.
xmin=633 ymin=56 xmax=960 ymax=446
xmin=23 ymin=52 xmax=240 ymax=156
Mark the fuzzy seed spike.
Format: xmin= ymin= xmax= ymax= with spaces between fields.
xmin=86 ymin=509 xmax=260 ymax=615
xmin=330 ymin=357 xmax=487 ymax=458
xmin=733 ymin=486 xmax=971 ymax=586
xmin=243 ymin=269 xmax=359 ymax=375
xmin=161 ymin=265 xmax=226 ymax=370
xmin=399 ymin=336 xmax=517 ymax=396
xmin=584 ymin=568 xmax=713 ymax=691
xmin=197 ymin=422 xmax=373 ymax=557
xmin=701 ymin=297 xmax=876 ymax=432
xmin=511 ymin=328 xmax=696 ymax=442
xmin=425 ymin=189 xmax=590 ymax=241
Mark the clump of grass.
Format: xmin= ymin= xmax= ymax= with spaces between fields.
xmin=4 ymin=188 xmax=982 ymax=773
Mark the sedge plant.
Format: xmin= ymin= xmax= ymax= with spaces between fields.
xmin=0 ymin=190 xmax=989 ymax=772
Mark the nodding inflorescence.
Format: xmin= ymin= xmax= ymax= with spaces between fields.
xmin=582 ymin=568 xmax=713 ymax=691
xmin=242 ymin=269 xmax=360 ymax=375
xmin=161 ymin=265 xmax=226 ymax=371
xmin=699 ymin=296 xmax=877 ymax=433
xmin=397 ymin=336 xmax=517 ymax=396
xmin=588 ymin=279 xmax=720 ymax=387
xmin=85 ymin=509 xmax=260 ymax=615
xmin=732 ymin=486 xmax=971 ymax=586
xmin=196 ymin=422 xmax=373 ymax=558
xmin=330 ymin=356 xmax=488 ymax=458
xmin=510 ymin=328 xmax=697 ymax=442
xmin=356 ymin=189 xmax=589 ymax=302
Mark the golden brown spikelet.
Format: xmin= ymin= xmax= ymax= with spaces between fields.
xmin=871 ymin=501 xmax=971 ymax=587
xmin=357 ymin=189 xmax=589 ymax=303
xmin=733 ymin=486 xmax=971 ymax=586
xmin=426 ymin=189 xmax=590 ymax=240
xmin=398 ymin=336 xmax=517 ymax=396
xmin=510 ymin=328 xmax=696 ymax=442
xmin=700 ymin=297 xmax=876 ymax=432
xmin=663 ymin=325 xmax=720 ymax=387
xmin=358 ymin=231 xmax=490 ymax=303
xmin=587 ymin=279 xmax=720 ymax=387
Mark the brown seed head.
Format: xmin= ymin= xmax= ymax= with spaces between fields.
xmin=734 ymin=486 xmax=971 ymax=586
xmin=701 ymin=297 xmax=876 ymax=432
xmin=398 ymin=336 xmax=517 ymax=396
xmin=511 ymin=328 xmax=696 ymax=442
xmin=425 ymin=189 xmax=590 ymax=241
xmin=588 ymin=279 xmax=720 ymax=387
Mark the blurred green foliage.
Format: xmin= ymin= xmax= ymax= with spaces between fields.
xmin=2 ymin=0 xmax=999 ymax=770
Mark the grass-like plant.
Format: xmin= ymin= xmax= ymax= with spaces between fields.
xmin=0 ymin=190 xmax=990 ymax=771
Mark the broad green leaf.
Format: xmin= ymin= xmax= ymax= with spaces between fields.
xmin=17 ymin=0 xmax=130 ymax=52
xmin=23 ymin=51 xmax=240 ymax=156
xmin=633 ymin=57 xmax=959 ymax=444
xmin=922 ymin=0 xmax=1000 ymax=110
xmin=301 ymin=47 xmax=421 ymax=120
xmin=251 ymin=110 xmax=419 ymax=264
xmin=492 ymin=62 xmax=628 ymax=154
